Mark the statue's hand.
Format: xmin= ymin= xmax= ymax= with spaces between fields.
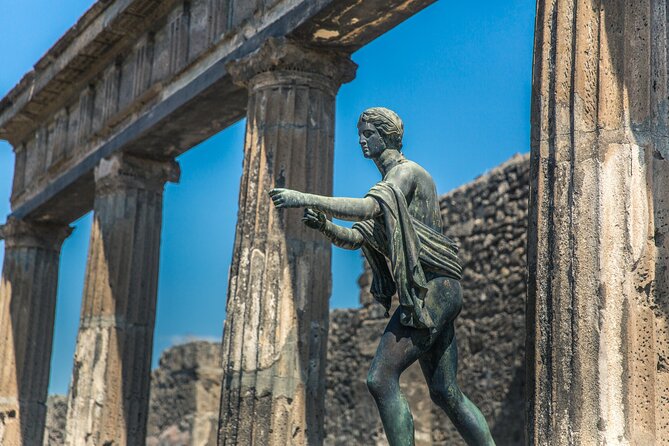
xmin=302 ymin=208 xmax=327 ymax=230
xmin=269 ymin=188 xmax=305 ymax=209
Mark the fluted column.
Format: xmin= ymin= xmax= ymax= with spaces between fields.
xmin=64 ymin=153 xmax=178 ymax=445
xmin=218 ymin=37 xmax=356 ymax=445
xmin=0 ymin=218 xmax=70 ymax=446
xmin=528 ymin=1 xmax=669 ymax=444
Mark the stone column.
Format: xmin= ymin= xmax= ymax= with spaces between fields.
xmin=218 ymin=37 xmax=356 ymax=445
xmin=0 ymin=218 xmax=70 ymax=446
xmin=528 ymin=1 xmax=669 ymax=444
xmin=64 ymin=153 xmax=178 ymax=445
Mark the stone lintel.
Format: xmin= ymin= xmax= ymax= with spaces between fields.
xmin=5 ymin=0 xmax=440 ymax=224
xmin=94 ymin=153 xmax=180 ymax=194
xmin=0 ymin=217 xmax=72 ymax=251
xmin=0 ymin=0 xmax=181 ymax=145
xmin=292 ymin=0 xmax=438 ymax=51
xmin=226 ymin=37 xmax=357 ymax=94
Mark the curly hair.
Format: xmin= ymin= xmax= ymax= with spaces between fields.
xmin=359 ymin=107 xmax=404 ymax=151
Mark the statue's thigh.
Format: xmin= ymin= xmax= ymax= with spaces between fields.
xmin=423 ymin=276 xmax=463 ymax=334
xmin=419 ymin=323 xmax=458 ymax=388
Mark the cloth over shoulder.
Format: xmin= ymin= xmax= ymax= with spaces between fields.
xmin=352 ymin=181 xmax=462 ymax=332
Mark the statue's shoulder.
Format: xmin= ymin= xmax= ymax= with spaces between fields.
xmin=397 ymin=160 xmax=434 ymax=185
xmin=386 ymin=160 xmax=431 ymax=184
xmin=385 ymin=160 xmax=416 ymax=184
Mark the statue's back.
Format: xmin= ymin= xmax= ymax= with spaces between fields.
xmin=388 ymin=160 xmax=443 ymax=232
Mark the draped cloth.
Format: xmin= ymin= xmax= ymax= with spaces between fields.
xmin=352 ymin=181 xmax=462 ymax=332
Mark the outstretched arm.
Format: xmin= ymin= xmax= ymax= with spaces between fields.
xmin=302 ymin=209 xmax=364 ymax=250
xmin=270 ymin=188 xmax=380 ymax=221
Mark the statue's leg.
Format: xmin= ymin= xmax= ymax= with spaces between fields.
xmin=366 ymin=310 xmax=430 ymax=446
xmin=419 ymin=323 xmax=495 ymax=446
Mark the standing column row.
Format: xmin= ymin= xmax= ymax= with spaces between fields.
xmin=0 ymin=219 xmax=70 ymax=446
xmin=64 ymin=153 xmax=178 ymax=445
xmin=527 ymin=0 xmax=669 ymax=444
xmin=219 ymin=37 xmax=356 ymax=445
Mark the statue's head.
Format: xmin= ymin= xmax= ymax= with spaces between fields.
xmin=357 ymin=107 xmax=404 ymax=158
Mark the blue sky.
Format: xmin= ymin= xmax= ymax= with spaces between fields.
xmin=0 ymin=0 xmax=535 ymax=395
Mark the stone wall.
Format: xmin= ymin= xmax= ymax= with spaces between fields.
xmin=43 ymin=396 xmax=67 ymax=446
xmin=324 ymin=153 xmax=529 ymax=446
xmin=146 ymin=341 xmax=222 ymax=446
xmin=44 ymin=153 xmax=529 ymax=445
xmin=43 ymin=342 xmax=223 ymax=446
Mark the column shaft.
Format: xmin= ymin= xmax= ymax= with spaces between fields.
xmin=219 ymin=38 xmax=356 ymax=445
xmin=64 ymin=153 xmax=178 ymax=445
xmin=0 ymin=219 xmax=70 ymax=446
xmin=528 ymin=1 xmax=669 ymax=444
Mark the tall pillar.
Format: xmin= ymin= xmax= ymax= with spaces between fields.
xmin=0 ymin=218 xmax=70 ymax=446
xmin=64 ymin=153 xmax=178 ymax=445
xmin=218 ymin=37 xmax=356 ymax=445
xmin=528 ymin=0 xmax=669 ymax=444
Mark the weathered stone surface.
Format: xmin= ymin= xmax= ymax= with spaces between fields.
xmin=528 ymin=1 xmax=669 ymax=444
xmin=43 ymin=395 xmax=67 ymax=446
xmin=46 ymin=342 xmax=222 ymax=446
xmin=325 ymin=154 xmax=529 ymax=446
xmin=64 ymin=153 xmax=179 ymax=445
xmin=0 ymin=218 xmax=70 ymax=446
xmin=146 ymin=341 xmax=222 ymax=446
xmin=218 ymin=38 xmax=355 ymax=446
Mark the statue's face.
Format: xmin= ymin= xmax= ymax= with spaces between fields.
xmin=357 ymin=120 xmax=386 ymax=159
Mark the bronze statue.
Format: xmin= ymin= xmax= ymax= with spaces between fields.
xmin=269 ymin=107 xmax=495 ymax=446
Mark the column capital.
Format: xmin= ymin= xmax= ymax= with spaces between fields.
xmin=0 ymin=217 xmax=72 ymax=251
xmin=226 ymin=37 xmax=357 ymax=95
xmin=94 ymin=153 xmax=180 ymax=195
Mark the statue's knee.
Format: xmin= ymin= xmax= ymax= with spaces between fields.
xmin=366 ymin=367 xmax=389 ymax=399
xmin=366 ymin=368 xmax=381 ymax=397
xmin=429 ymin=382 xmax=463 ymax=414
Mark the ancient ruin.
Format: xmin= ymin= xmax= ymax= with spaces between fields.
xmin=43 ymin=153 xmax=529 ymax=445
xmin=1 ymin=0 xmax=668 ymax=444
